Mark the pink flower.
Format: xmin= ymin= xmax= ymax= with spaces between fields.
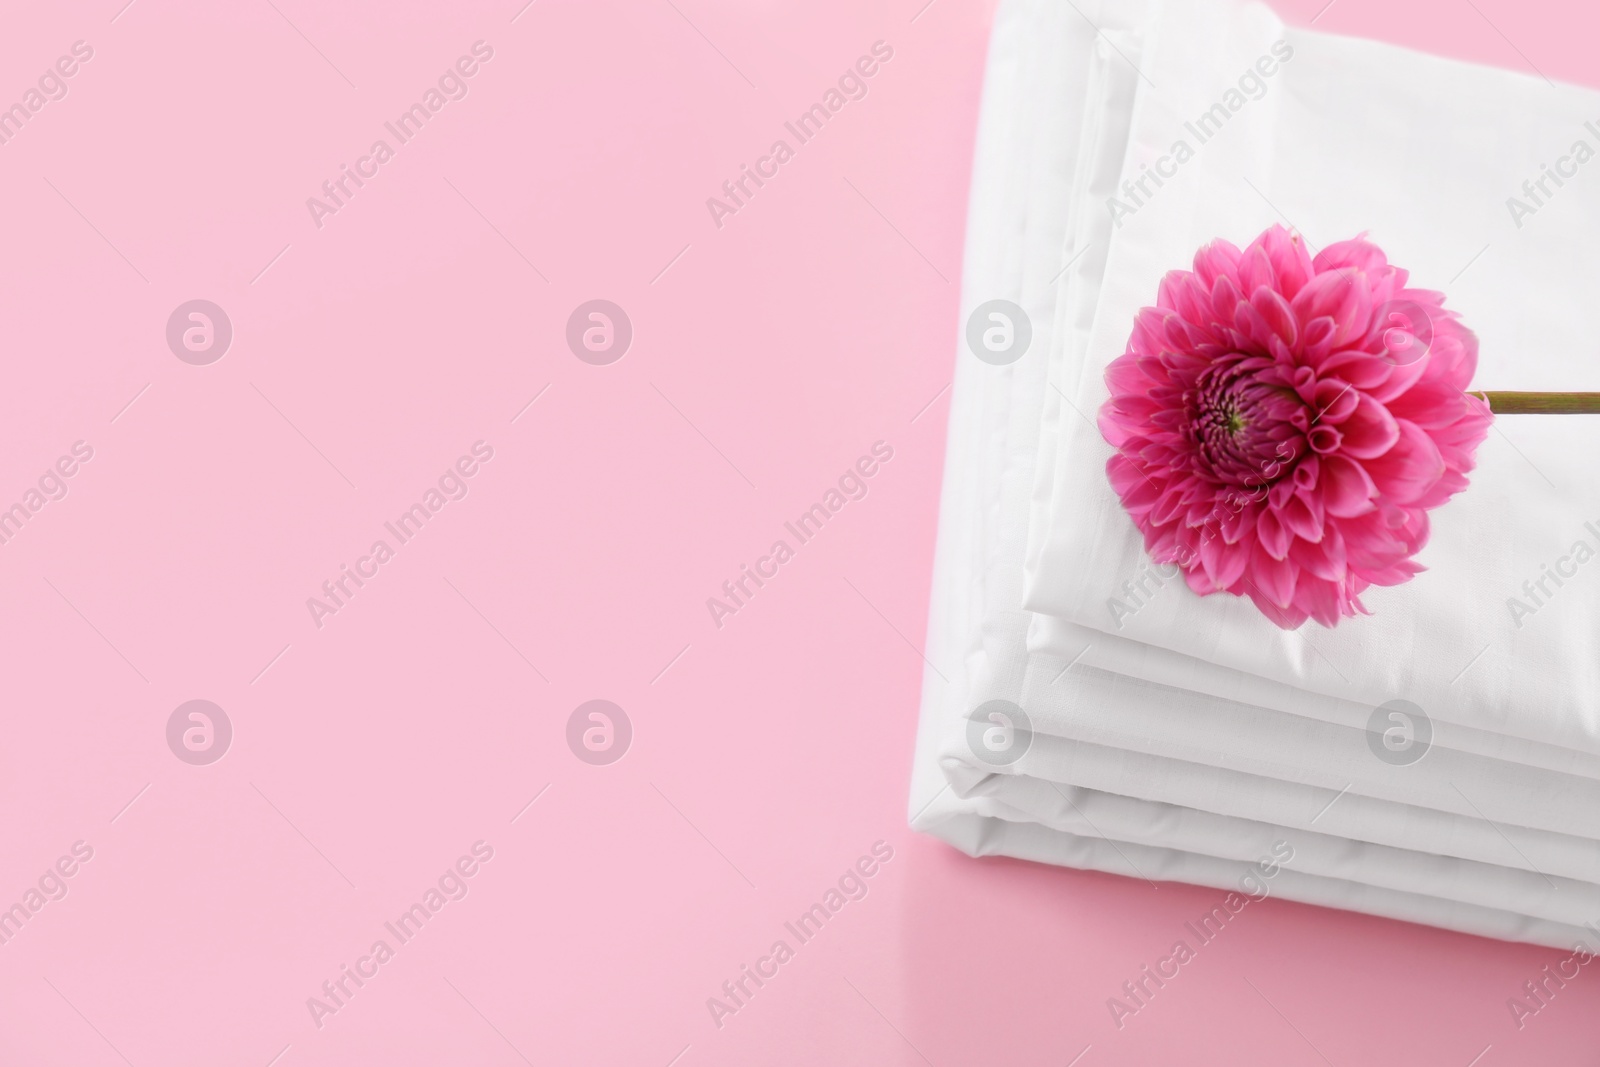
xmin=1099 ymin=225 xmax=1492 ymax=628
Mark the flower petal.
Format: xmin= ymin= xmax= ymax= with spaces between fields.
xmin=1257 ymin=507 xmax=1292 ymax=560
xmin=1320 ymin=455 xmax=1377 ymax=517
xmin=1364 ymin=419 xmax=1445 ymax=504
xmin=1250 ymin=547 xmax=1298 ymax=608
xmin=1336 ymin=394 xmax=1401 ymax=459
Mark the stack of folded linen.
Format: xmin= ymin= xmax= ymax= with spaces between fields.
xmin=911 ymin=0 xmax=1600 ymax=948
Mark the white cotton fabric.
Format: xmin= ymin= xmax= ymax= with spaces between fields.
xmin=911 ymin=0 xmax=1600 ymax=949
xmin=1026 ymin=0 xmax=1600 ymax=755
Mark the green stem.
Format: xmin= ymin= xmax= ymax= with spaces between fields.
xmin=1478 ymin=391 xmax=1600 ymax=414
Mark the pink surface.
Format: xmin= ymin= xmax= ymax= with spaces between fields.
xmin=1 ymin=0 xmax=1596 ymax=1063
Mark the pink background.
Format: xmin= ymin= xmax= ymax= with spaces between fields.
xmin=1 ymin=0 xmax=1596 ymax=1063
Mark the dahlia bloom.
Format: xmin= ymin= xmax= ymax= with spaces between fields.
xmin=1099 ymin=225 xmax=1492 ymax=628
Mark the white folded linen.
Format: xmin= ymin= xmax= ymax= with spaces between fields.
xmin=1025 ymin=0 xmax=1600 ymax=757
xmin=912 ymin=0 xmax=1600 ymax=949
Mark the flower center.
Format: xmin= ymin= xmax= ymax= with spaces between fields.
xmin=1189 ymin=359 xmax=1304 ymax=487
